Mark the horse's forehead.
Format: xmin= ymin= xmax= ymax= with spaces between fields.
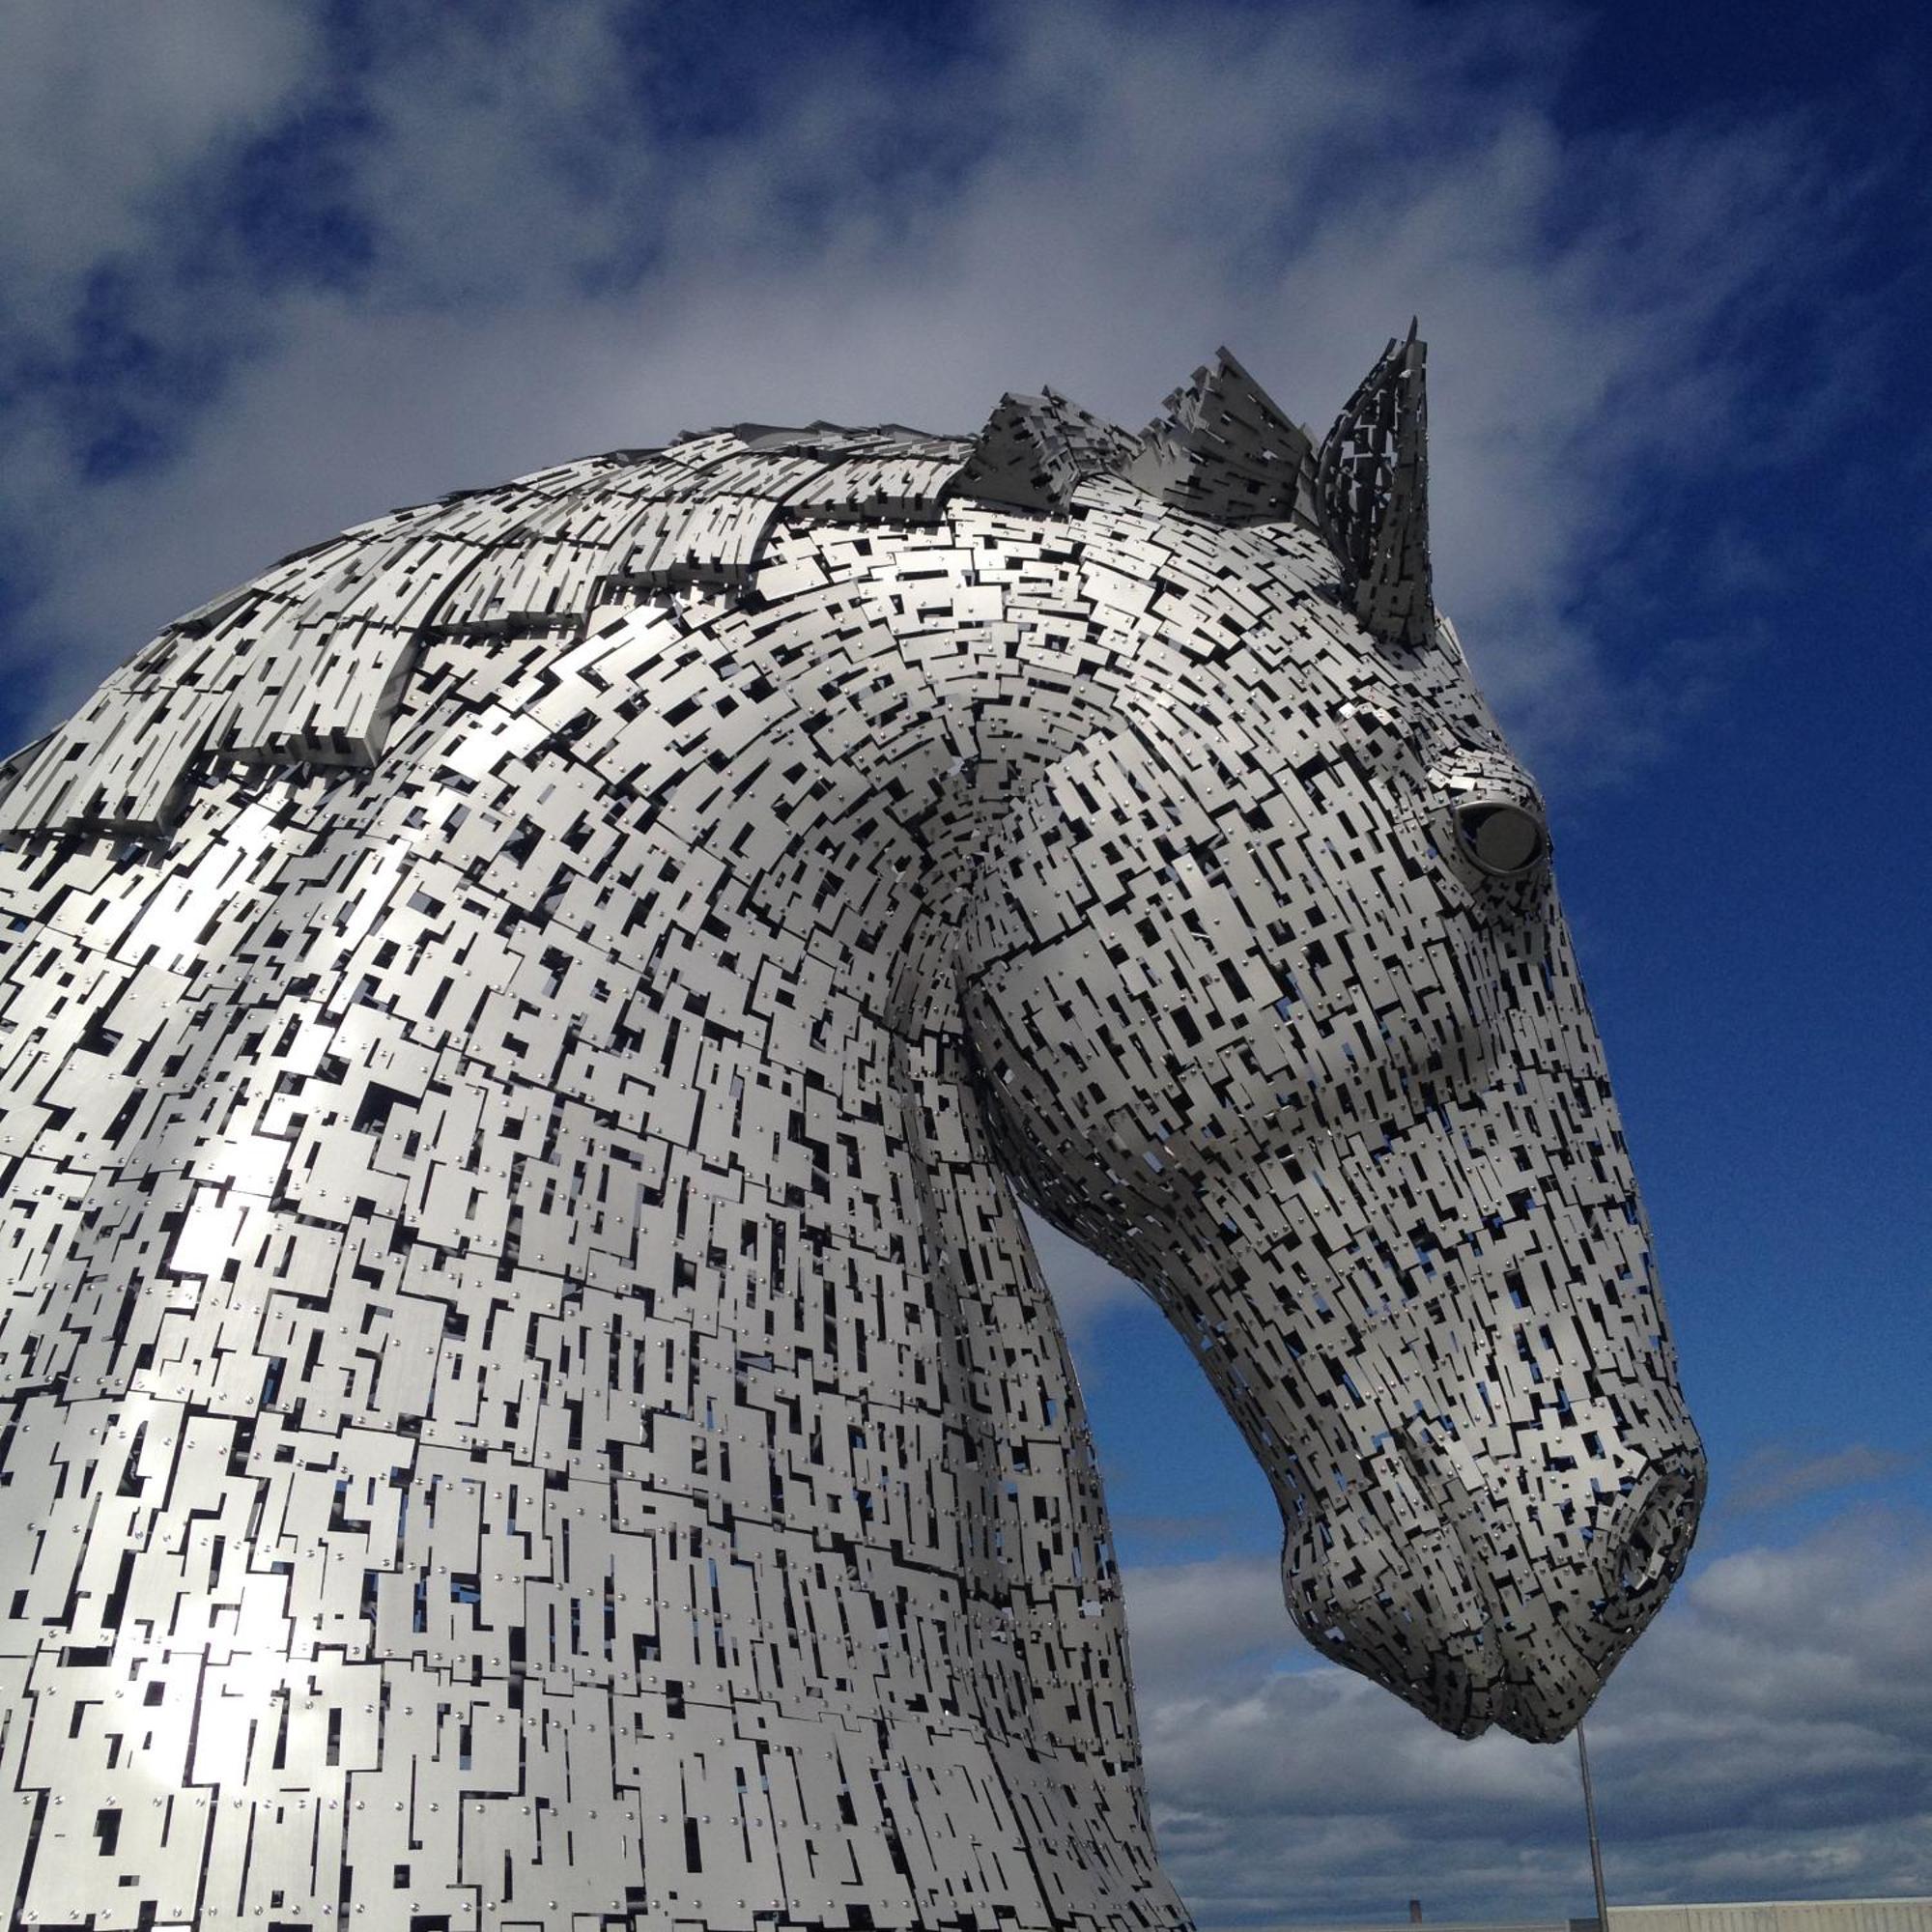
xmin=779 ymin=496 xmax=1495 ymax=761
xmin=1074 ymin=506 xmax=1461 ymax=680
xmin=1067 ymin=504 xmax=1479 ymax=723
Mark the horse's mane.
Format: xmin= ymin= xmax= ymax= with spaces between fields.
xmin=0 ymin=338 xmax=1430 ymax=842
xmin=0 ymin=421 xmax=987 ymax=842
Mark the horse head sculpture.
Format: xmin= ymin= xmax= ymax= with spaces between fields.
xmin=0 ymin=333 xmax=1702 ymax=1930
xmin=960 ymin=337 xmax=1704 ymax=1745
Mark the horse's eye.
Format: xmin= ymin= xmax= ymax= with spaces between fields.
xmin=1454 ymin=800 xmax=1547 ymax=876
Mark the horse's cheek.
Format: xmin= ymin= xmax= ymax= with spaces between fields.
xmin=959 ymin=961 xmax=1131 ymax=1208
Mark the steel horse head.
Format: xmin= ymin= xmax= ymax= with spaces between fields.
xmin=961 ymin=336 xmax=1705 ymax=1744
xmin=0 ymin=332 xmax=1704 ymax=1930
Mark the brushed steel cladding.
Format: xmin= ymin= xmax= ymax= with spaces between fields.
xmin=0 ymin=340 xmax=1704 ymax=1929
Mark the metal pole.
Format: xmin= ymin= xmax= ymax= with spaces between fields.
xmin=1577 ymin=1720 xmax=1611 ymax=1932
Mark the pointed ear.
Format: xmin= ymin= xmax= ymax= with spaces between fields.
xmin=953 ymin=388 xmax=1141 ymax=513
xmin=1126 ymin=347 xmax=1320 ymax=526
xmin=1317 ymin=323 xmax=1434 ymax=649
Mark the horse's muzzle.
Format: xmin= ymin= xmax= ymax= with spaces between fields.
xmin=1283 ymin=1436 xmax=1706 ymax=1744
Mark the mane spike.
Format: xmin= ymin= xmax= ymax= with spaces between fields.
xmin=954 ymin=390 xmax=1141 ymax=513
xmin=1317 ymin=327 xmax=1435 ymax=650
xmin=1125 ymin=346 xmax=1320 ymax=528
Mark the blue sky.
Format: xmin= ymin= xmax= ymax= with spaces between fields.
xmin=1 ymin=0 xmax=1927 ymax=1924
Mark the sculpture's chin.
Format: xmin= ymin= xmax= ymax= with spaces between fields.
xmin=1459 ymin=1672 xmax=1596 ymax=1745
xmin=1494 ymin=1701 xmax=1585 ymax=1746
xmin=1284 ymin=1538 xmax=1630 ymax=1747
xmin=1282 ymin=1451 xmax=1703 ymax=1745
xmin=1375 ymin=1638 xmax=1602 ymax=1746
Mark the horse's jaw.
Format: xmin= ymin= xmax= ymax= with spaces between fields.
xmin=1068 ymin=1088 xmax=1712 ymax=1747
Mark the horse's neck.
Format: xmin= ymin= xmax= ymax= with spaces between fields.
xmin=501 ymin=561 xmax=1145 ymax=1752
xmin=0 ymin=528 xmax=1189 ymax=1927
xmin=480 ymin=562 xmax=1148 ymax=1759
xmin=257 ymin=574 xmax=1135 ymax=1724
xmin=890 ymin=1015 xmax=1140 ymax=1740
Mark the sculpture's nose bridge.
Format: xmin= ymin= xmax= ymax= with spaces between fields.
xmin=1385 ymin=1424 xmax=1517 ymax=1637
xmin=1394 ymin=1417 xmax=1705 ymax=1637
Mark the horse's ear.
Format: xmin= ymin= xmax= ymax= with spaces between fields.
xmin=1317 ymin=323 xmax=1435 ymax=649
xmin=954 ymin=387 xmax=1142 ymax=512
xmin=1126 ymin=347 xmax=1321 ymax=526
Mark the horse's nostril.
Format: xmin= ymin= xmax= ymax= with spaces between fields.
xmin=1601 ymin=1468 xmax=1701 ymax=1624
xmin=1616 ymin=1512 xmax=1672 ymax=1594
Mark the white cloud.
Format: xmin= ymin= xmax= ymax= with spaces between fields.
xmin=1025 ymin=1207 xmax=1147 ymax=1337
xmin=1119 ymin=1510 xmax=1932 ymax=1925
xmin=1118 ymin=1554 xmax=1300 ymax=1693
xmin=0 ymin=0 xmax=1858 ymax=790
xmin=0 ymin=0 xmax=313 ymax=310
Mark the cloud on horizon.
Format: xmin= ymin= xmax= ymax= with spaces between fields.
xmin=1123 ymin=1512 xmax=1932 ymax=1925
